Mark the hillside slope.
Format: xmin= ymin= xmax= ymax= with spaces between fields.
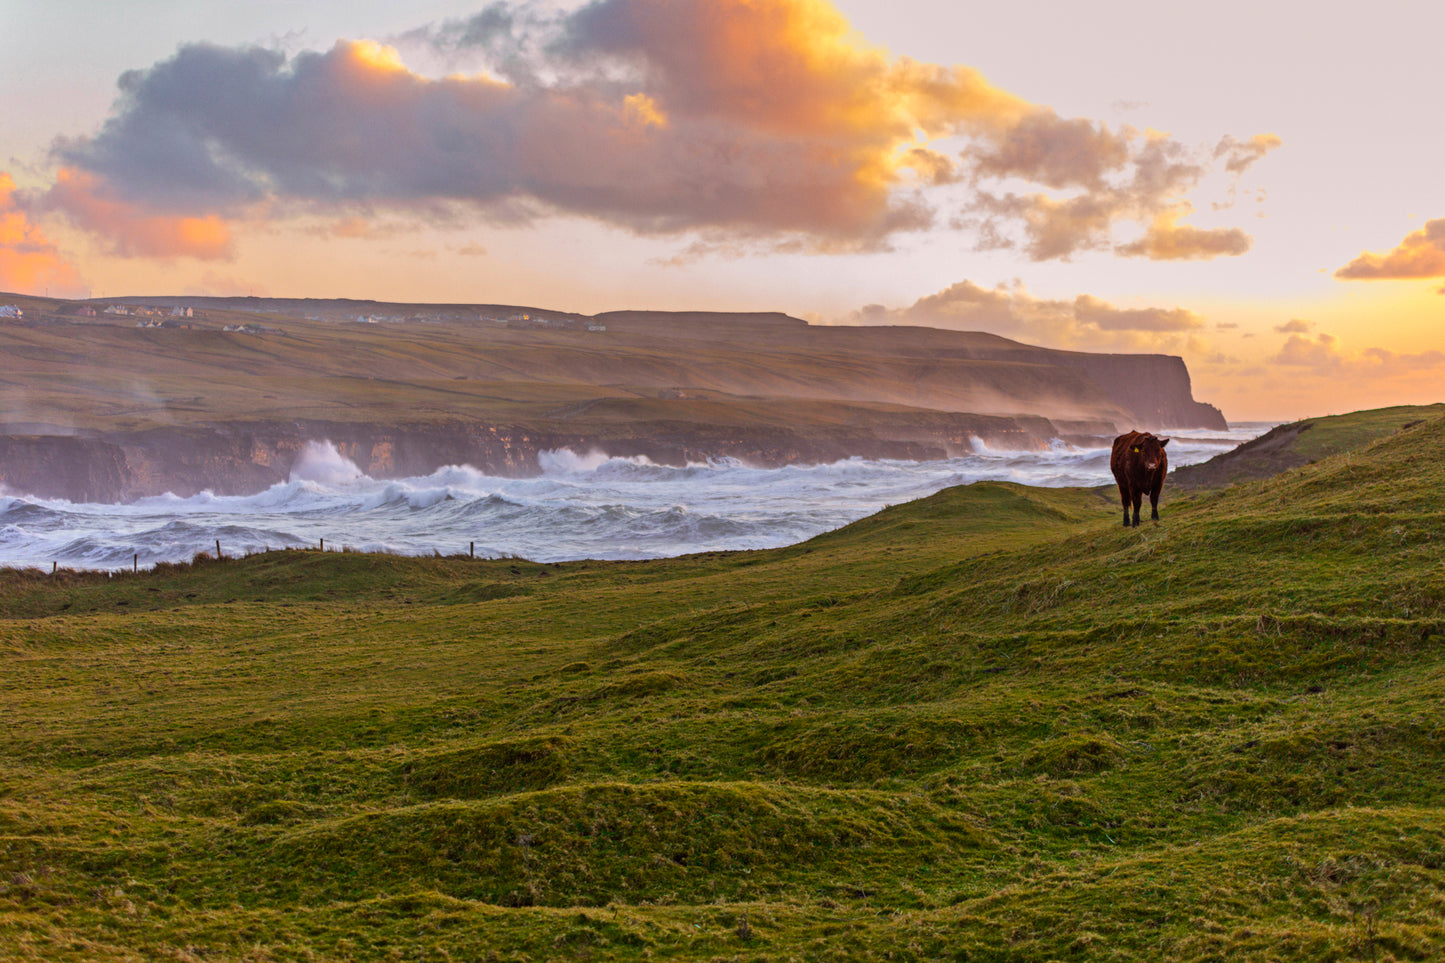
xmin=3 ymin=416 xmax=1443 ymax=960
xmin=1172 ymin=403 xmax=1445 ymax=490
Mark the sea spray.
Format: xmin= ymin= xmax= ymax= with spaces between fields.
xmin=0 ymin=425 xmax=1271 ymax=570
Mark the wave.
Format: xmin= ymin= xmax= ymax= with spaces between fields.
xmin=0 ymin=431 xmax=1269 ymax=571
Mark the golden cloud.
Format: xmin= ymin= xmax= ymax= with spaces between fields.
xmin=1270 ymin=329 xmax=1445 ymax=377
xmin=1335 ymin=218 xmax=1445 ymax=280
xmin=1274 ymin=318 xmax=1312 ymax=334
xmin=1116 ymin=207 xmax=1252 ymax=261
xmin=1272 ymin=332 xmax=1343 ymax=369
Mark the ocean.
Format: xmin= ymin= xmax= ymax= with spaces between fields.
xmin=0 ymin=425 xmax=1271 ymax=571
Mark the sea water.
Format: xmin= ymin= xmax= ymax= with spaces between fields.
xmin=0 ymin=425 xmax=1271 ymax=570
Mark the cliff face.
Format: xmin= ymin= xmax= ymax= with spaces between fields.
xmin=0 ymin=412 xmax=1111 ymax=503
xmin=0 ymin=436 xmax=131 ymax=503
xmin=1064 ymin=354 xmax=1227 ymax=431
xmin=907 ymin=337 xmax=1225 ymax=431
xmin=591 ymin=315 xmax=1225 ymax=430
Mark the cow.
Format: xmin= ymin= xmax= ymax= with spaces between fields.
xmin=1110 ymin=431 xmax=1170 ymax=528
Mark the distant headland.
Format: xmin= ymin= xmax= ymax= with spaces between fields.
xmin=0 ymin=292 xmax=1226 ymax=501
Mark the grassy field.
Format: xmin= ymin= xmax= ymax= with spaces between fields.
xmin=3 ymin=412 xmax=1445 ymax=960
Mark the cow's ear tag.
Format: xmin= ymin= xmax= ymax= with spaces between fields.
xmin=1131 ymin=446 xmax=1139 ymax=453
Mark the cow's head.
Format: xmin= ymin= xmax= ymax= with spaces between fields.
xmin=1130 ymin=434 xmax=1170 ymax=472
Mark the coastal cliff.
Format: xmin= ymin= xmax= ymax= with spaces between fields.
xmin=0 ymin=411 xmax=1110 ymax=502
xmin=0 ymin=295 xmax=1227 ymax=501
xmin=1065 ymin=353 xmax=1225 ymax=431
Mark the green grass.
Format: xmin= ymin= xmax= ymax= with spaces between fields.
xmin=1174 ymin=403 xmax=1445 ymax=490
xmin=1287 ymin=404 xmax=1445 ymax=461
xmin=4 ymin=415 xmax=1445 ymax=959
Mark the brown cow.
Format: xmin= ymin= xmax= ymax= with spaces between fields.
xmin=1110 ymin=431 xmax=1170 ymax=528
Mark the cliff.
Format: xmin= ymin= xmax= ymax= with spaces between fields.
xmin=0 ymin=410 xmax=1111 ymax=502
xmin=0 ymin=295 xmax=1227 ymax=501
xmin=1061 ymin=353 xmax=1226 ymax=431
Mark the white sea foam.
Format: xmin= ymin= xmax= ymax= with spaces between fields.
xmin=290 ymin=440 xmax=366 ymax=485
xmin=0 ymin=424 xmax=1272 ymax=570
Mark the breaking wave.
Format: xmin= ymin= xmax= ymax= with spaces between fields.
xmin=0 ymin=426 xmax=1269 ymax=570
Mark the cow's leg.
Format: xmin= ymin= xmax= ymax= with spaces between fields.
xmin=1119 ymin=484 xmax=1132 ymax=527
xmin=1130 ymin=491 xmax=1142 ymax=528
xmin=1149 ymin=475 xmax=1164 ymax=521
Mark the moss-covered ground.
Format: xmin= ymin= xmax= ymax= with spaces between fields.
xmin=3 ymin=413 xmax=1445 ymax=960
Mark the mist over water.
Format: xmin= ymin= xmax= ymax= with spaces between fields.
xmin=0 ymin=426 xmax=1270 ymax=570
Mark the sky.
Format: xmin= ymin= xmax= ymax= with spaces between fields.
xmin=2 ymin=0 xmax=1442 ymax=422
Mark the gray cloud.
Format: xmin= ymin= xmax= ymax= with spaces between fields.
xmin=42 ymin=0 xmax=1275 ymax=260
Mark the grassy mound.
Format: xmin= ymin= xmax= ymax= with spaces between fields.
xmin=1172 ymin=402 xmax=1445 ymax=489
xmin=3 ymin=411 xmax=1445 ymax=959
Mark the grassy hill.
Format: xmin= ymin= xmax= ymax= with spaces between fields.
xmin=1172 ymin=403 xmax=1445 ymax=490
xmin=3 ymin=413 xmax=1445 ymax=960
xmin=0 ymin=295 xmax=1125 ymax=434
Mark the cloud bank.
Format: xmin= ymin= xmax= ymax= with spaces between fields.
xmin=847 ymin=279 xmax=1205 ymax=351
xmin=40 ymin=0 xmax=1274 ymax=260
xmin=1270 ymin=330 xmax=1445 ymax=376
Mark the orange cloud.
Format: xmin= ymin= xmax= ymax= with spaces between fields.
xmin=1116 ymin=207 xmax=1252 ymax=261
xmin=1274 ymin=318 xmax=1312 ymax=333
xmin=0 ymin=171 xmax=86 ymax=296
xmin=1335 ymin=218 xmax=1445 ymax=280
xmin=42 ymin=168 xmax=233 ymax=259
xmin=1270 ymin=329 xmax=1445 ymax=377
xmin=1272 ymin=332 xmax=1343 ymax=368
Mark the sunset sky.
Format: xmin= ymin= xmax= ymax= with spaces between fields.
xmin=2 ymin=0 xmax=1441 ymax=422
